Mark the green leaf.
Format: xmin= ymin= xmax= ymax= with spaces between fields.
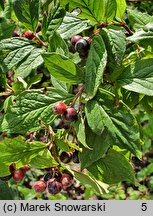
xmin=30 ymin=148 xmax=58 ymax=168
xmin=80 ymin=124 xmax=110 ymax=169
xmin=57 ymin=12 xmax=88 ymax=39
xmin=87 ymin=149 xmax=135 ymax=184
xmin=27 ymin=73 xmax=43 ymax=88
xmin=0 ymin=21 xmax=16 ymax=40
xmin=14 ymin=48 xmax=44 ymax=79
xmin=54 ymin=130 xmax=81 ymax=152
xmin=116 ymin=0 xmax=126 ymax=19
xmin=0 ymin=181 xmax=14 ymax=200
xmin=85 ymin=89 xmax=141 ymax=157
xmin=61 ymin=0 xmax=116 ymax=23
xmin=12 ymin=0 xmax=40 ymax=32
xmin=101 ymin=27 xmax=126 ymax=67
xmin=0 ymin=89 xmax=73 ymax=133
xmin=0 ymin=37 xmax=33 ymax=50
xmin=128 ymin=23 xmax=153 ymax=47
xmin=0 ymin=136 xmax=58 ymax=176
xmin=85 ymin=34 xmax=107 ymax=99
xmin=74 ymin=117 xmax=90 ymax=149
xmin=42 ymin=0 xmax=65 ymax=39
xmin=2 ymin=45 xmax=35 ymax=72
xmin=128 ymin=9 xmax=153 ymax=31
xmin=72 ymin=170 xmax=108 ymax=195
xmin=51 ymin=76 xmax=70 ymax=93
xmin=0 ymin=37 xmax=44 ymax=78
xmin=0 ymin=0 xmax=4 ymax=10
xmin=117 ymin=58 xmax=153 ymax=96
xmin=42 ymin=53 xmax=83 ymax=84
xmin=49 ymin=31 xmax=69 ymax=56
xmin=54 ymin=137 xmax=70 ymax=152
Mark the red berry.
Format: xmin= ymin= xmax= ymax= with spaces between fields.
xmin=61 ymin=175 xmax=73 ymax=190
xmin=34 ymin=180 xmax=46 ymax=193
xmin=47 ymin=178 xmax=62 ymax=195
xmin=21 ymin=165 xmax=30 ymax=173
xmin=12 ymin=169 xmax=24 ymax=182
xmin=71 ymin=35 xmax=83 ymax=47
xmin=63 ymin=107 xmax=77 ymax=122
xmin=23 ymin=30 xmax=35 ymax=39
xmin=53 ymin=101 xmax=67 ymax=115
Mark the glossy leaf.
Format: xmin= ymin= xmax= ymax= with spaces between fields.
xmin=49 ymin=31 xmax=69 ymax=56
xmin=72 ymin=170 xmax=108 ymax=195
xmin=0 ymin=136 xmax=58 ymax=176
xmin=57 ymin=12 xmax=88 ymax=39
xmin=85 ymin=34 xmax=107 ymax=99
xmin=42 ymin=0 xmax=65 ymax=39
xmin=14 ymin=48 xmax=44 ymax=79
xmin=102 ymin=27 xmax=126 ymax=67
xmin=0 ymin=37 xmax=33 ymax=50
xmin=116 ymin=0 xmax=126 ymax=19
xmin=118 ymin=58 xmax=153 ymax=96
xmin=0 ymin=22 xmax=16 ymax=40
xmin=87 ymin=149 xmax=135 ymax=184
xmin=128 ymin=23 xmax=153 ymax=47
xmin=12 ymin=0 xmax=40 ymax=32
xmin=0 ymin=37 xmax=44 ymax=78
xmin=0 ymin=89 xmax=73 ymax=133
xmin=128 ymin=9 xmax=153 ymax=31
xmin=74 ymin=117 xmax=90 ymax=149
xmin=80 ymin=123 xmax=110 ymax=169
xmin=85 ymin=89 xmax=142 ymax=157
xmin=61 ymin=0 xmax=117 ymax=23
xmin=43 ymin=53 xmax=83 ymax=84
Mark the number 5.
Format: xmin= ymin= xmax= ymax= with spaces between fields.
xmin=141 ymin=203 xmax=147 ymax=211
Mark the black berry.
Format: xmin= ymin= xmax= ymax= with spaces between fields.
xmin=44 ymin=172 xmax=53 ymax=182
xmin=75 ymin=38 xmax=90 ymax=54
xmin=72 ymin=150 xmax=80 ymax=163
xmin=47 ymin=178 xmax=62 ymax=195
xmin=59 ymin=152 xmax=72 ymax=163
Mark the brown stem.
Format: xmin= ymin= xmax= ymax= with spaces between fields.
xmin=69 ymin=85 xmax=84 ymax=108
xmin=89 ymin=23 xmax=109 ymax=40
xmin=34 ymin=33 xmax=48 ymax=48
xmin=121 ymin=22 xmax=134 ymax=36
xmin=48 ymin=125 xmax=59 ymax=163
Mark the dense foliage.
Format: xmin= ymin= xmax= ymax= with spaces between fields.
xmin=0 ymin=0 xmax=153 ymax=200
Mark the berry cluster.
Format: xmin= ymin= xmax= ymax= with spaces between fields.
xmin=71 ymin=35 xmax=90 ymax=59
xmin=33 ymin=167 xmax=73 ymax=195
xmin=0 ymin=164 xmax=30 ymax=182
xmin=53 ymin=101 xmax=77 ymax=122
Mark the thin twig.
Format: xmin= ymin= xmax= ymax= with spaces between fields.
xmin=69 ymin=85 xmax=84 ymax=108
xmin=48 ymin=125 xmax=59 ymax=163
xmin=34 ymin=33 xmax=48 ymax=48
